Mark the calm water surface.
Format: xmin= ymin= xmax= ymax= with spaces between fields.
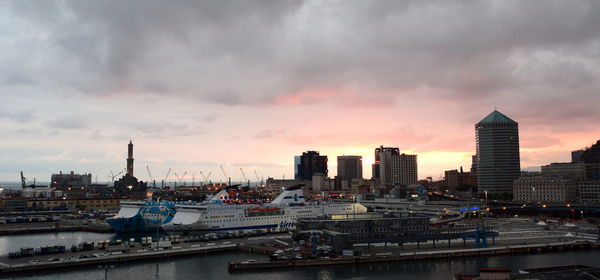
xmin=0 ymin=232 xmax=598 ymax=280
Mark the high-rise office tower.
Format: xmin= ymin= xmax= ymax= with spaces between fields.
xmin=294 ymin=156 xmax=301 ymax=180
xmin=475 ymin=110 xmax=520 ymax=198
xmin=337 ymin=156 xmax=363 ymax=181
xmin=296 ymin=151 xmax=328 ymax=180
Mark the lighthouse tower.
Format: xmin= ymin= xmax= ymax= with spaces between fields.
xmin=127 ymin=140 xmax=134 ymax=177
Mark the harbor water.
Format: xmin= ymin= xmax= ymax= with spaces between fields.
xmin=0 ymin=232 xmax=599 ymax=280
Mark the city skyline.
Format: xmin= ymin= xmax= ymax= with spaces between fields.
xmin=2 ymin=1 xmax=600 ymax=182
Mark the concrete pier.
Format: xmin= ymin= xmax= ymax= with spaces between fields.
xmin=228 ymin=241 xmax=598 ymax=272
xmin=0 ymin=243 xmax=237 ymax=274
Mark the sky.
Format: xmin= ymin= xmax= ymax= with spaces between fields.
xmin=1 ymin=0 xmax=600 ymax=183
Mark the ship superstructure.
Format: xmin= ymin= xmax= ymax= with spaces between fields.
xmin=162 ymin=186 xmax=367 ymax=233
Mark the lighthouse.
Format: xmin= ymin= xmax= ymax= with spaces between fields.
xmin=127 ymin=140 xmax=134 ymax=177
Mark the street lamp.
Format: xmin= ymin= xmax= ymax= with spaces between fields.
xmin=128 ymin=185 xmax=133 ymax=198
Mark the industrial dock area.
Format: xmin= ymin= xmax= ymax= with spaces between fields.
xmin=0 ymin=216 xmax=598 ymax=277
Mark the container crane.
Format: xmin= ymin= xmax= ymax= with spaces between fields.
xmin=162 ymin=168 xmax=171 ymax=188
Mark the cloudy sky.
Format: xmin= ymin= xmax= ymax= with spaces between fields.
xmin=2 ymin=0 xmax=600 ymax=183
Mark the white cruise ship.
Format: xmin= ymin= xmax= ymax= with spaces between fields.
xmin=161 ymin=186 xmax=367 ymax=233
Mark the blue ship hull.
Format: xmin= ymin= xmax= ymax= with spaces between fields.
xmin=107 ymin=201 xmax=179 ymax=233
xmin=106 ymin=215 xmax=161 ymax=232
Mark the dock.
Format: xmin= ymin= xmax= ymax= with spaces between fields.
xmin=228 ymin=240 xmax=599 ymax=271
xmin=0 ymin=243 xmax=237 ymax=274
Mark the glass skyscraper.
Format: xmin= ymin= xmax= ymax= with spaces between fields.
xmin=475 ymin=110 xmax=521 ymax=199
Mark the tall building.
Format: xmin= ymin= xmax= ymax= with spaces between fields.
xmin=475 ymin=110 xmax=521 ymax=198
xmin=296 ymin=151 xmax=328 ymax=181
xmin=371 ymin=146 xmax=399 ymax=181
xmin=337 ymin=156 xmax=363 ymax=181
xmin=293 ymin=156 xmax=301 ymax=180
xmin=376 ymin=146 xmax=417 ymax=188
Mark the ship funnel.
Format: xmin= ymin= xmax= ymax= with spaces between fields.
xmin=271 ymin=186 xmax=305 ymax=205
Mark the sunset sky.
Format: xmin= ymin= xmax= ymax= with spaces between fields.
xmin=1 ymin=1 xmax=600 ymax=183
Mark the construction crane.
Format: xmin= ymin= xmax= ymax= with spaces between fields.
xmin=146 ymin=166 xmax=156 ymax=188
xmin=220 ymin=165 xmax=230 ymax=185
xmin=200 ymin=171 xmax=212 ymax=185
xmin=240 ymin=168 xmax=249 ymax=186
xmin=162 ymin=168 xmax=171 ymax=188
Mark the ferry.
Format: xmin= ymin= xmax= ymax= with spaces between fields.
xmin=106 ymin=201 xmax=186 ymax=232
xmin=161 ymin=186 xmax=368 ymax=234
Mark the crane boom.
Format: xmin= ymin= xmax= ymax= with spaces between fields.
xmin=220 ymin=165 xmax=228 ymax=181
xmin=254 ymin=170 xmax=260 ymax=182
xmin=164 ymin=168 xmax=171 ymax=181
xmin=146 ymin=166 xmax=156 ymax=188
xmin=240 ymin=168 xmax=248 ymax=183
xmin=146 ymin=166 xmax=153 ymax=182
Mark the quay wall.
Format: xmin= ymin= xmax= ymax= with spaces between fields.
xmin=229 ymin=241 xmax=598 ymax=271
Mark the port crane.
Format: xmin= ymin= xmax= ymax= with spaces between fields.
xmin=162 ymin=168 xmax=171 ymax=188
xmin=199 ymin=171 xmax=212 ymax=185
xmin=20 ymin=171 xmax=26 ymax=188
xmin=146 ymin=166 xmax=156 ymax=188
xmin=254 ymin=170 xmax=263 ymax=187
xmin=220 ymin=165 xmax=231 ymax=185
xmin=174 ymin=172 xmax=187 ymax=187
xmin=108 ymin=170 xmax=124 ymax=183
xmin=240 ymin=168 xmax=249 ymax=187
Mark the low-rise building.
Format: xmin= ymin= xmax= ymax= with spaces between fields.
xmin=513 ymin=177 xmax=577 ymax=203
xmin=579 ymin=181 xmax=600 ymax=203
xmin=10 ymin=199 xmax=120 ymax=210
xmin=541 ymin=162 xmax=587 ymax=181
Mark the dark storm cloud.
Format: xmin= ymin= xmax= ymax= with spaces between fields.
xmin=5 ymin=0 xmax=600 ymax=113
